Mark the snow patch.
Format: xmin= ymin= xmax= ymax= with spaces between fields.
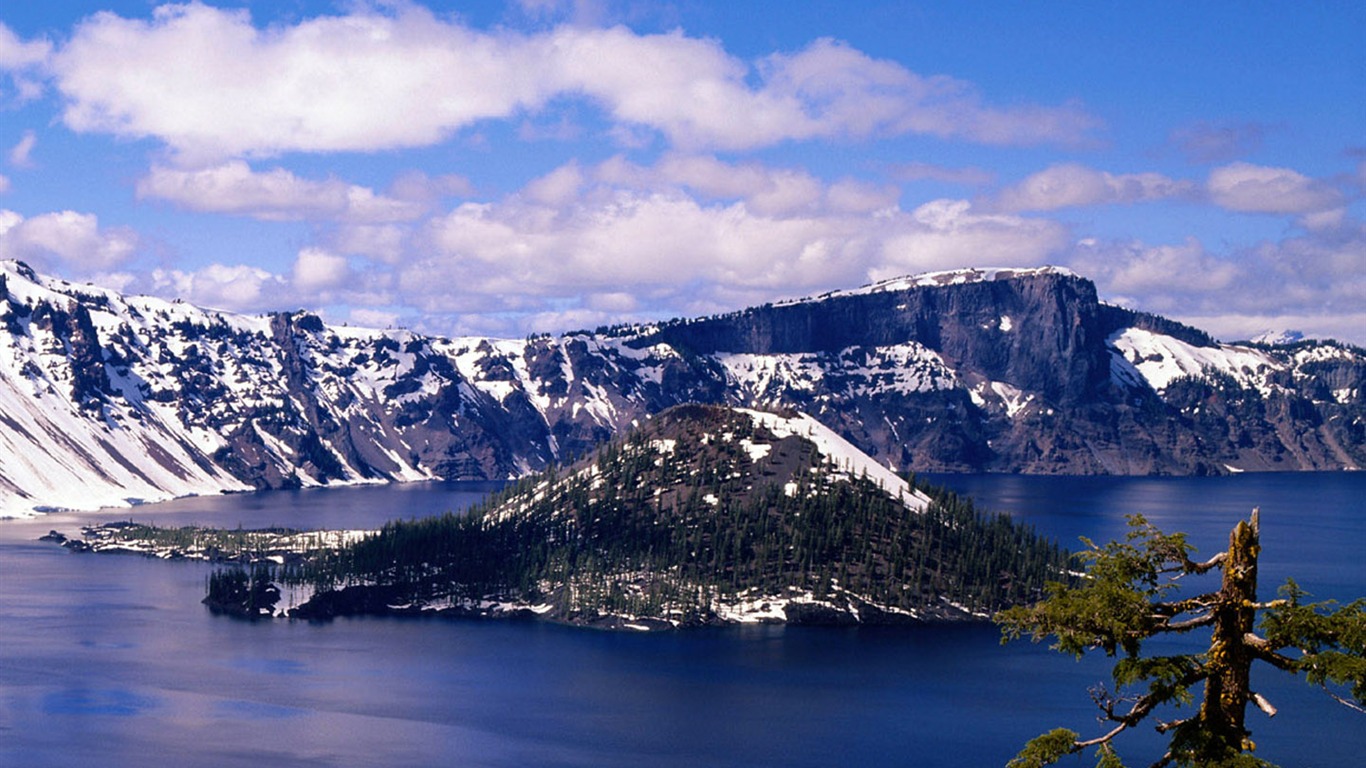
xmin=1108 ymin=327 xmax=1280 ymax=397
xmin=737 ymin=408 xmax=931 ymax=512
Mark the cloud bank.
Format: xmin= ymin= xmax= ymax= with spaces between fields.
xmin=49 ymin=3 xmax=1099 ymax=159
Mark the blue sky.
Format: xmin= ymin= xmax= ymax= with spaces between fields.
xmin=0 ymin=1 xmax=1362 ymax=342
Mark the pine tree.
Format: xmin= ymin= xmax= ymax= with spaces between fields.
xmin=997 ymin=509 xmax=1366 ymax=767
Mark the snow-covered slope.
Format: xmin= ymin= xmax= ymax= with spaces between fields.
xmin=783 ymin=265 xmax=1078 ymax=304
xmin=738 ymin=408 xmax=932 ymax=511
xmin=1108 ymin=328 xmax=1281 ymax=395
xmin=1 ymin=258 xmax=1362 ymax=517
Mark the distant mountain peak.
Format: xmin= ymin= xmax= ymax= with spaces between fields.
xmin=1251 ymin=329 xmax=1304 ymax=346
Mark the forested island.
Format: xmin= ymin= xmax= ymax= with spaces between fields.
xmin=194 ymin=405 xmax=1069 ymax=628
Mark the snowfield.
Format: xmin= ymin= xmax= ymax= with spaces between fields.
xmin=738 ymin=408 xmax=932 ymax=512
xmin=1108 ymin=328 xmax=1281 ymax=396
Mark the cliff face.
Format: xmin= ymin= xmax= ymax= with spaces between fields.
xmin=0 ymin=260 xmax=1362 ymax=516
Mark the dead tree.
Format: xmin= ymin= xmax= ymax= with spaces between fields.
xmin=997 ymin=509 xmax=1366 ymax=767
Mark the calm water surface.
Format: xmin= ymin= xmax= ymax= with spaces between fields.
xmin=1 ymin=474 xmax=1363 ymax=767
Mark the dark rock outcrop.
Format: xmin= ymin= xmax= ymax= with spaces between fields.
xmin=1 ymin=259 xmax=1362 ymax=515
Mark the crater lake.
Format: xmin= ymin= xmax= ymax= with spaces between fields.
xmin=1 ymin=473 xmax=1362 ymax=767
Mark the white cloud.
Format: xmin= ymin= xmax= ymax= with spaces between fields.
xmin=292 ymin=247 xmax=350 ymax=291
xmin=348 ymin=307 xmax=401 ymax=329
xmin=595 ymin=154 xmax=894 ymax=217
xmin=125 ymin=155 xmax=1055 ymax=334
xmin=0 ymin=174 xmax=9 ymax=195
xmin=993 ymin=164 xmax=1195 ymax=212
xmin=388 ymin=171 xmax=474 ymax=204
xmin=1067 ymin=237 xmax=1239 ymax=300
xmin=331 ymin=223 xmax=409 ymax=264
xmin=8 ymin=130 xmax=36 ymax=168
xmin=0 ymin=209 xmax=137 ymax=271
xmin=49 ymin=5 xmax=1099 ymax=159
xmin=523 ymin=162 xmax=586 ymax=206
xmin=137 ymin=161 xmax=425 ymax=222
xmin=394 ymin=167 xmax=1070 ymax=330
xmin=0 ymin=22 xmax=49 ymax=103
xmin=0 ymin=23 xmax=50 ymax=69
xmin=755 ymin=38 xmax=1098 ymax=148
xmin=53 ymin=4 xmax=553 ymax=160
xmin=870 ymin=200 xmax=1068 ymax=281
xmin=147 ymin=263 xmax=286 ymax=313
xmin=1065 ymin=214 xmax=1366 ymax=344
xmin=1207 ymin=162 xmax=1342 ymax=214
xmin=1179 ymin=310 xmax=1366 ymax=347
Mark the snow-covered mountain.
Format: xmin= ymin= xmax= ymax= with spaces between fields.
xmin=1 ymin=259 xmax=1362 ymax=517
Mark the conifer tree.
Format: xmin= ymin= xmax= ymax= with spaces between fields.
xmin=997 ymin=509 xmax=1366 ymax=767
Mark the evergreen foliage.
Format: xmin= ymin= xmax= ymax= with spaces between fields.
xmin=282 ymin=405 xmax=1068 ymax=624
xmin=204 ymin=563 xmax=280 ymax=618
xmin=998 ymin=511 xmax=1366 ymax=767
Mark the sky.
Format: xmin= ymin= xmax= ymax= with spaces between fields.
xmin=0 ymin=1 xmax=1362 ymax=343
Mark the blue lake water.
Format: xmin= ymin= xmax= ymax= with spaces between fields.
xmin=1 ymin=473 xmax=1363 ymax=767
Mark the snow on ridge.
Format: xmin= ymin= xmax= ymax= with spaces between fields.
xmin=737 ymin=408 xmax=931 ymax=512
xmin=716 ymin=343 xmax=957 ymax=401
xmin=777 ymin=265 xmax=1076 ymax=306
xmin=1251 ymin=329 xmax=1304 ymax=346
xmin=1108 ymin=327 xmax=1280 ymax=396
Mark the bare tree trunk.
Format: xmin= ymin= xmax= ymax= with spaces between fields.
xmin=1199 ymin=508 xmax=1260 ymax=758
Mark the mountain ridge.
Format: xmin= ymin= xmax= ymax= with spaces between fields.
xmin=1 ymin=259 xmax=1362 ymax=517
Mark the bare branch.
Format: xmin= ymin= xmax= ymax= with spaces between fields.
xmin=1154 ymin=614 xmax=1215 ymax=633
xmin=1075 ymin=722 xmax=1129 ymax=750
xmin=1179 ymin=551 xmax=1226 ymax=575
xmin=1155 ymin=716 xmax=1194 ymax=734
xmin=1073 ymin=668 xmax=1207 ymax=750
xmin=1251 ymin=691 xmax=1277 ymax=718
xmin=1324 ymin=688 xmax=1366 ymax=714
xmin=1247 ymin=642 xmax=1299 ymax=672
xmin=1151 ymin=593 xmax=1218 ymax=616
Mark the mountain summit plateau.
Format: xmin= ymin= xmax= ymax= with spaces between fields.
xmin=1 ymin=260 xmax=1361 ymax=517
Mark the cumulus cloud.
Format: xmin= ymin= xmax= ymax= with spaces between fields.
xmin=1065 ymin=214 xmax=1366 ymax=344
xmin=392 ymin=163 xmax=1069 ymax=330
xmin=48 ymin=4 xmax=1099 ymax=159
xmin=992 ymin=164 xmax=1195 ymax=212
xmin=111 ymin=155 xmax=1068 ymax=334
xmin=291 ymin=247 xmax=351 ymax=291
xmin=137 ymin=161 xmax=425 ymax=222
xmin=347 ymin=307 xmax=401 ymax=329
xmin=0 ymin=209 xmax=138 ymax=271
xmin=1207 ymin=162 xmax=1342 ymax=214
xmin=147 ymin=263 xmax=287 ymax=313
xmin=869 ymin=200 xmax=1069 ymax=281
xmin=1067 ymin=237 xmax=1239 ymax=302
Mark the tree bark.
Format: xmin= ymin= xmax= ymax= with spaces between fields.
xmin=1199 ymin=508 xmax=1260 ymax=757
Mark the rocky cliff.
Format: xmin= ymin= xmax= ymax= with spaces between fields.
xmin=1 ymin=260 xmax=1361 ymax=516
